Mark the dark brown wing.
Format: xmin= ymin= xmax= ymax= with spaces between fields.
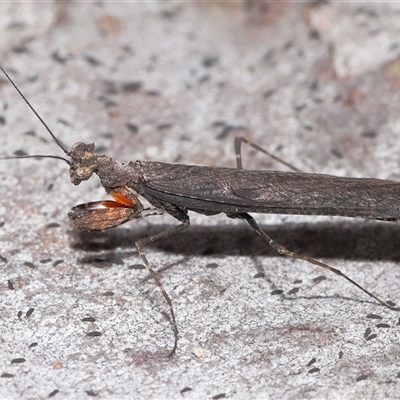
xmin=138 ymin=162 xmax=400 ymax=219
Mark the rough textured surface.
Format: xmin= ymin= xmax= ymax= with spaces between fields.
xmin=1 ymin=3 xmax=400 ymax=399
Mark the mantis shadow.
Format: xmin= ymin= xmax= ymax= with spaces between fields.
xmin=70 ymin=219 xmax=400 ymax=262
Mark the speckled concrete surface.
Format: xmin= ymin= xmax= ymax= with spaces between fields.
xmin=1 ymin=2 xmax=400 ymax=399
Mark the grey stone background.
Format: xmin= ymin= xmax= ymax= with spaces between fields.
xmin=1 ymin=2 xmax=400 ymax=399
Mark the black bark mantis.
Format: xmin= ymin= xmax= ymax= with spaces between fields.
xmin=1 ymin=65 xmax=398 ymax=355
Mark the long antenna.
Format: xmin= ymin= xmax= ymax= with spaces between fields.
xmin=0 ymin=154 xmax=70 ymax=164
xmin=0 ymin=65 xmax=70 ymax=156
